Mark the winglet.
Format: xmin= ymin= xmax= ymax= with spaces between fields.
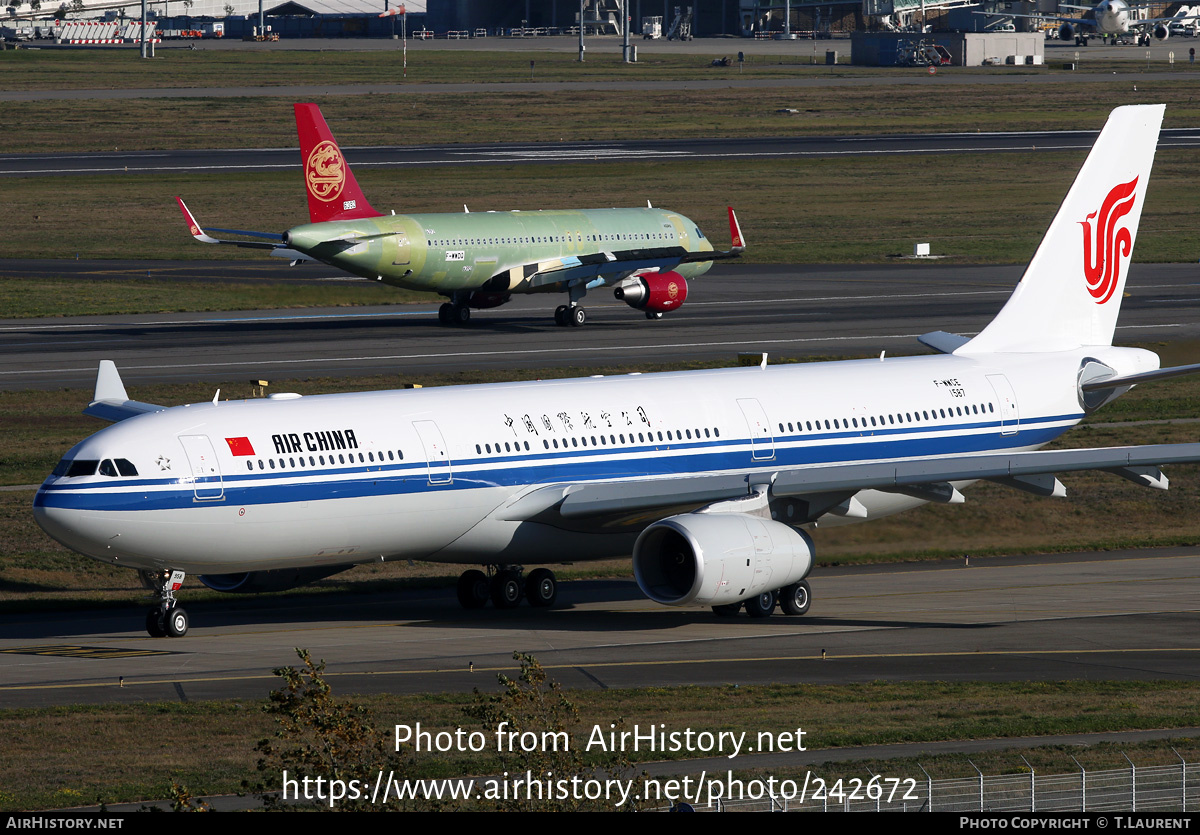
xmin=94 ymin=360 xmax=129 ymax=403
xmin=176 ymin=197 xmax=220 ymax=244
xmin=84 ymin=361 xmax=165 ymax=423
xmin=728 ymin=207 xmax=745 ymax=252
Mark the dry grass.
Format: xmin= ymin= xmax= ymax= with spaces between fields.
xmin=2 ymin=678 xmax=1199 ymax=810
xmin=6 ymin=80 xmax=1200 ymax=154
xmin=4 ymin=148 xmax=1200 ymax=267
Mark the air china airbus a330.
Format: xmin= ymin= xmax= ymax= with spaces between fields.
xmin=177 ymin=103 xmax=743 ymax=328
xmin=36 ymin=105 xmax=1200 ymax=639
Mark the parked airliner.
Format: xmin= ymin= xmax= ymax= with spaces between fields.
xmin=999 ymin=0 xmax=1193 ymax=44
xmin=178 ymin=104 xmax=743 ymax=328
xmin=37 ymin=105 xmax=1200 ymax=638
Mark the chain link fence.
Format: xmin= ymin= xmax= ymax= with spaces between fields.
xmin=662 ymin=758 xmax=1198 ymax=812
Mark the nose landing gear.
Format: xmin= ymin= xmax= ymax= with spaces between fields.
xmin=144 ymin=569 xmax=189 ymax=637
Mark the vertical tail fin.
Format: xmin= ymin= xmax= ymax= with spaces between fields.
xmin=958 ymin=104 xmax=1164 ymax=355
xmin=293 ymin=103 xmax=383 ymax=224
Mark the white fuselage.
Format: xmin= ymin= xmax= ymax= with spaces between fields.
xmin=1094 ymin=0 xmax=1132 ymax=34
xmin=33 ymin=345 xmax=1156 ymax=576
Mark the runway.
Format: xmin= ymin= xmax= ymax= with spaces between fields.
xmin=7 ymin=128 xmax=1200 ymax=178
xmin=2 ymin=261 xmax=1199 ymax=391
xmin=2 ymin=547 xmax=1198 ymax=708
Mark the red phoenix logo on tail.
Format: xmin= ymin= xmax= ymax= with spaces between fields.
xmin=1081 ymin=177 xmax=1138 ymax=305
xmin=305 ymin=140 xmax=346 ymax=203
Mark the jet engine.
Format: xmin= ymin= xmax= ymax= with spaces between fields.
xmin=1155 ymin=24 xmax=1170 ymax=39
xmin=614 ymin=271 xmax=689 ymax=313
xmin=199 ymin=565 xmax=353 ymax=593
xmin=632 ymin=512 xmax=813 ymax=607
xmin=1059 ymin=22 xmax=1076 ymax=40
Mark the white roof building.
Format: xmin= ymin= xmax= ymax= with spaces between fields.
xmin=4 ymin=0 xmax=425 ymax=20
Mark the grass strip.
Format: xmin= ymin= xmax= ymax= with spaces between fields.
xmin=5 ymin=149 xmax=1200 ymax=267
xmin=1 ymin=679 xmax=1198 ymax=810
xmin=5 ymin=81 xmax=1200 ymax=153
xmin=6 ymin=47 xmax=1199 ymax=93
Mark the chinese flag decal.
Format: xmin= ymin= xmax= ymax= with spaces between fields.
xmin=225 ymin=437 xmax=255 ymax=456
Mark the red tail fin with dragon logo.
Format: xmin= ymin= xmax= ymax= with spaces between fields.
xmin=294 ymin=103 xmax=383 ymax=224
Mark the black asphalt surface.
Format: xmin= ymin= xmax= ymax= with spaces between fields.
xmin=1 ymin=260 xmax=1197 ymax=391
xmin=5 ymin=128 xmax=1200 ymax=177
xmin=2 ymin=547 xmax=1198 ymax=708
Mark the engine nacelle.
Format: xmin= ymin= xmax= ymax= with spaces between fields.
xmin=1058 ymin=22 xmax=1076 ymax=40
xmin=632 ymin=513 xmax=814 ymax=607
xmin=198 ymin=565 xmax=353 ymax=593
xmin=614 ymin=271 xmax=689 ymax=313
xmin=1155 ymin=24 xmax=1170 ymax=40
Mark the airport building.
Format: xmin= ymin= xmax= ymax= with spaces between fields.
xmin=1 ymin=0 xmax=1184 ymax=44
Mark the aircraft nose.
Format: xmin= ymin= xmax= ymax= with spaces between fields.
xmin=33 ymin=487 xmax=112 ymax=561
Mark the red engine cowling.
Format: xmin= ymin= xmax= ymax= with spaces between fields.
xmin=614 ymin=271 xmax=689 ymax=312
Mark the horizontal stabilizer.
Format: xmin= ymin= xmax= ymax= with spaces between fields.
xmin=918 ymin=331 xmax=971 ymax=354
xmin=176 ymin=198 xmax=282 ymax=251
xmin=1081 ymin=361 xmax=1200 ymax=391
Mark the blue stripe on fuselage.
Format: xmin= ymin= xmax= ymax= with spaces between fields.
xmin=35 ymin=415 xmax=1077 ymax=513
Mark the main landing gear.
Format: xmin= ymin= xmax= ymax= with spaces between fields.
xmin=712 ymin=580 xmax=811 ymax=619
xmin=143 ymin=569 xmax=189 ymax=637
xmin=456 ymin=566 xmax=558 ymax=610
xmin=553 ymin=282 xmax=589 ymax=327
xmin=437 ymin=301 xmax=471 ymax=326
xmin=553 ymin=305 xmax=587 ymax=327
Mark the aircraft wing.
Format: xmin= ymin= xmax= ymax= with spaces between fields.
xmin=977 ymin=11 xmax=1098 ymax=27
xmin=502 ymin=442 xmax=1200 ymax=525
xmin=176 ymin=198 xmax=315 ymax=262
xmin=83 ymin=361 xmax=164 ymax=423
xmin=524 ymin=207 xmax=744 ymax=289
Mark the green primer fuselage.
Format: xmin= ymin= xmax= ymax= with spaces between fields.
xmin=284 ymin=207 xmax=715 ymax=295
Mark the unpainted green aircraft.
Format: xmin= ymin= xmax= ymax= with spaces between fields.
xmin=178 ymin=103 xmax=744 ymax=327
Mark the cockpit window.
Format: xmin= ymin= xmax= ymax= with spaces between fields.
xmin=63 ymin=459 xmax=99 ymax=477
xmin=53 ymin=458 xmax=137 ymax=478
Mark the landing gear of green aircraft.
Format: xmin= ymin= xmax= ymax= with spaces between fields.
xmin=554 ymin=305 xmax=587 ymax=327
xmin=144 ymin=569 xmax=189 ymax=637
xmin=438 ymin=302 xmax=472 ymax=326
